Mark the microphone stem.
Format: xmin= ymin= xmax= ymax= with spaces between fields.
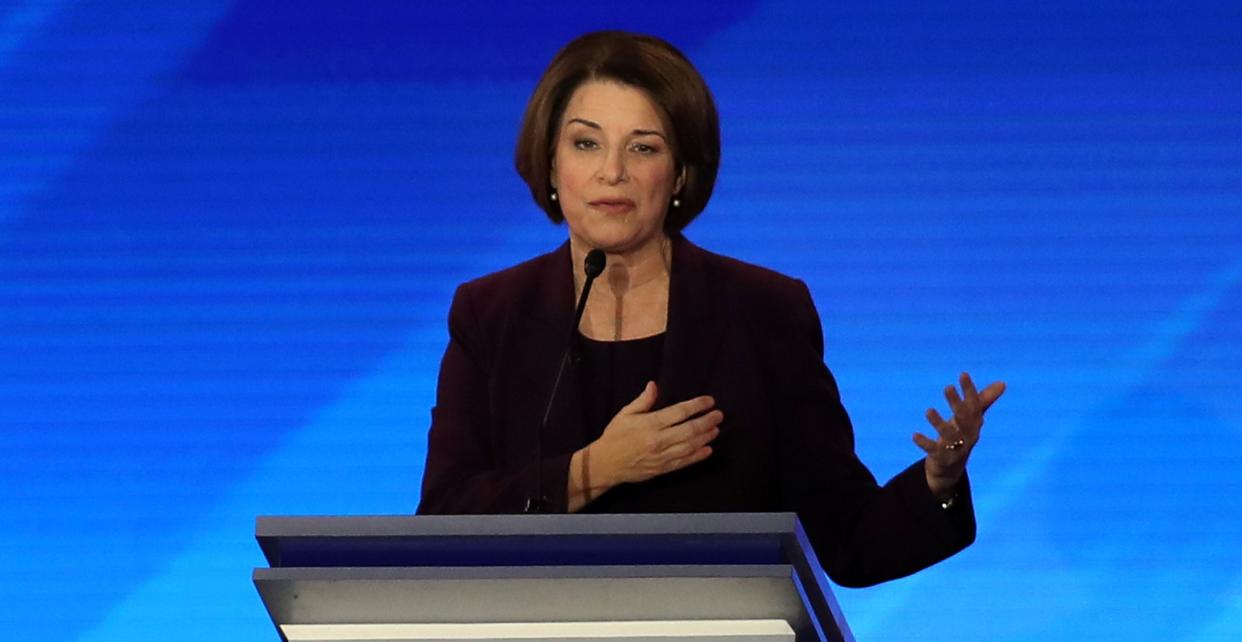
xmin=527 ymin=262 xmax=601 ymax=513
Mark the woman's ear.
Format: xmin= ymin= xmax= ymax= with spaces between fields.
xmin=674 ymin=166 xmax=687 ymax=194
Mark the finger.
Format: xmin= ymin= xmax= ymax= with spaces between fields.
xmin=651 ymin=394 xmax=716 ymax=427
xmin=655 ymin=426 xmax=719 ymax=462
xmin=619 ymin=381 xmax=658 ymax=415
xmin=979 ymin=381 xmax=1007 ymax=411
xmin=960 ymin=372 xmax=980 ymax=406
xmin=944 ymin=384 xmax=966 ymax=417
xmin=669 ymin=417 xmax=721 ymax=452
xmin=915 ymin=430 xmax=968 ymax=463
xmin=912 ymin=431 xmax=939 ymax=454
xmin=925 ymin=408 xmax=955 ymax=437
xmin=655 ymin=410 xmax=723 ymax=451
xmin=661 ymin=445 xmax=713 ymax=474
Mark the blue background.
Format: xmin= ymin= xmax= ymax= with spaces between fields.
xmin=2 ymin=1 xmax=1241 ymax=639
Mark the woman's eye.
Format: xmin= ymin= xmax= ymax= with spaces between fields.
xmin=631 ymin=143 xmax=658 ymax=154
xmin=573 ymin=139 xmax=598 ymax=150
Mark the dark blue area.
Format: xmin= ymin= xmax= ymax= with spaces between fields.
xmin=801 ymin=2 xmax=1242 ymax=77
xmin=182 ymin=1 xmax=760 ymax=84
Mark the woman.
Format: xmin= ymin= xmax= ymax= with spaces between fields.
xmin=417 ymin=31 xmax=1005 ymax=588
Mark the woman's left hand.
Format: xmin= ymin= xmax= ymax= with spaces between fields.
xmin=913 ymin=372 xmax=1006 ymax=499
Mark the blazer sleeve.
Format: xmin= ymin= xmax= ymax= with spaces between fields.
xmin=416 ymin=284 xmax=574 ymax=514
xmin=772 ymin=280 xmax=976 ymax=588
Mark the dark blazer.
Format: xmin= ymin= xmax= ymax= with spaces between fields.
xmin=418 ymin=235 xmax=975 ymax=587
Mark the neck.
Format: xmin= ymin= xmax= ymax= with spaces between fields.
xmin=571 ymin=235 xmax=673 ymax=341
xmin=571 ymin=235 xmax=672 ymax=299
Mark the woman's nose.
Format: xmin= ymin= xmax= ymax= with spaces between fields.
xmin=597 ymin=148 xmax=628 ymax=184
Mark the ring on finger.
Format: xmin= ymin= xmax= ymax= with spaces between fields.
xmin=944 ymin=439 xmax=966 ymax=451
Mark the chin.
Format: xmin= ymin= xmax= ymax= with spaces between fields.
xmin=573 ymin=229 xmax=636 ymax=252
xmin=584 ymin=237 xmax=638 ymax=254
xmin=569 ymin=217 xmax=664 ymax=255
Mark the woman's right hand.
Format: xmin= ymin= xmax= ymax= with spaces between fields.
xmin=589 ymin=381 xmax=722 ymax=488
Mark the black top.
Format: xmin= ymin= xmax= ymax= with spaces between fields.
xmin=577 ymin=332 xmax=665 ymax=441
xmin=576 ymin=332 xmax=665 ymax=514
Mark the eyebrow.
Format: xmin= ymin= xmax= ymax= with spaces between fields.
xmin=566 ymin=118 xmax=667 ymax=140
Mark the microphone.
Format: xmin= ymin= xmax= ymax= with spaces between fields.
xmin=525 ymin=248 xmax=606 ymax=513
xmin=571 ymin=249 xmax=607 ymax=363
xmin=584 ymin=247 xmax=607 ymax=276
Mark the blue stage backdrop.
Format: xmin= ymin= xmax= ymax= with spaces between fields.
xmin=2 ymin=1 xmax=1240 ymax=640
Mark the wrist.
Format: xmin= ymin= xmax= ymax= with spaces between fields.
xmin=928 ymin=481 xmax=955 ymax=501
xmin=582 ymin=442 xmax=618 ymax=496
xmin=924 ymin=462 xmax=961 ymax=502
xmin=588 ymin=439 xmax=621 ymax=490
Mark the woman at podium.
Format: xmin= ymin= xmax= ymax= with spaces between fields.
xmin=417 ymin=31 xmax=1006 ymax=588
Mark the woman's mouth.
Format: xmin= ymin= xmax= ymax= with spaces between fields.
xmin=589 ymin=199 xmax=636 ymax=214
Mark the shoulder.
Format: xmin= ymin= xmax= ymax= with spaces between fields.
xmin=452 ymin=243 xmax=569 ymax=322
xmin=676 ymin=238 xmax=824 ymax=353
xmin=457 ymin=250 xmax=552 ymax=295
xmin=679 ymin=238 xmax=813 ymax=311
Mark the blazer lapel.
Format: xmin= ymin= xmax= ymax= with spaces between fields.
xmin=657 ymin=235 xmax=727 ymax=408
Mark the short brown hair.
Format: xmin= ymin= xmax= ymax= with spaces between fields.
xmin=514 ymin=31 xmax=721 ymax=233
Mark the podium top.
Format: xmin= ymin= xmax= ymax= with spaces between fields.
xmin=256 ymin=512 xmax=805 ymax=569
xmin=257 ymin=512 xmax=800 ymax=536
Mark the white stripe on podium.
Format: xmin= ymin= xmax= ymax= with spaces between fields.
xmin=281 ymin=619 xmax=795 ymax=641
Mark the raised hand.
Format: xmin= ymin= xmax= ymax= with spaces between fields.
xmin=913 ymin=372 xmax=1006 ymax=499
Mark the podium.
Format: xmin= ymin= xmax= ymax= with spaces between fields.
xmin=253 ymin=513 xmax=854 ymax=642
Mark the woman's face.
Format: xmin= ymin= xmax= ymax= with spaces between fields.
xmin=552 ymin=80 xmax=682 ymax=255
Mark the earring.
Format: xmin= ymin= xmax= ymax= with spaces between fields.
xmin=550 ymin=191 xmax=558 ymax=202
xmin=672 ymin=198 xmax=680 ymax=208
